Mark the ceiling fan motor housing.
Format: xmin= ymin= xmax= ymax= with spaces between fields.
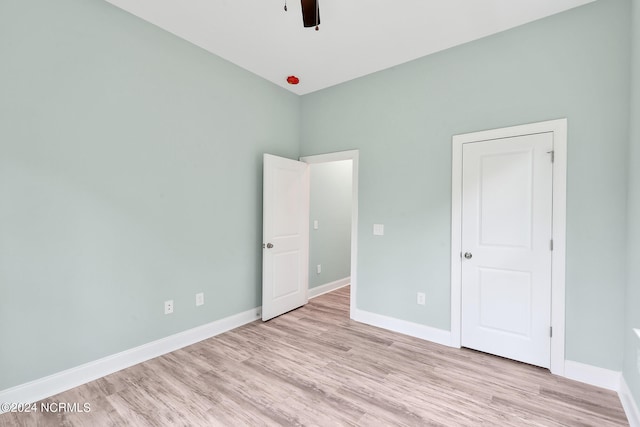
xmin=300 ymin=0 xmax=320 ymax=27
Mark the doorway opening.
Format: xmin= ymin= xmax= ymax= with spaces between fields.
xmin=301 ymin=150 xmax=359 ymax=318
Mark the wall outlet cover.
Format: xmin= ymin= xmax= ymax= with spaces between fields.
xmin=196 ymin=292 xmax=204 ymax=306
xmin=164 ymin=300 xmax=174 ymax=314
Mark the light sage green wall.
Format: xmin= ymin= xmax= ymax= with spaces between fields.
xmin=0 ymin=0 xmax=300 ymax=390
xmin=624 ymin=0 xmax=640 ymax=410
xmin=300 ymin=0 xmax=630 ymax=370
xmin=309 ymin=160 xmax=352 ymax=288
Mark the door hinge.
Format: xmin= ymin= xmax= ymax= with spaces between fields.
xmin=550 ymin=326 xmax=553 ymax=338
xmin=550 ymin=239 xmax=554 ymax=251
xmin=547 ymin=150 xmax=555 ymax=163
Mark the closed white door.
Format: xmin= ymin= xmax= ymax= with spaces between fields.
xmin=262 ymin=154 xmax=310 ymax=321
xmin=461 ymin=132 xmax=553 ymax=368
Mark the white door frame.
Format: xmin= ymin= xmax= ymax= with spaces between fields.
xmin=450 ymin=119 xmax=567 ymax=375
xmin=300 ymin=150 xmax=359 ymax=317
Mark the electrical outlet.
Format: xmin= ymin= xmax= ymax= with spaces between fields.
xmin=637 ymin=349 xmax=640 ymax=375
xmin=417 ymin=292 xmax=426 ymax=305
xmin=317 ymin=264 xmax=321 ymax=274
xmin=164 ymin=300 xmax=174 ymax=314
xmin=195 ymin=292 xmax=204 ymax=307
xmin=313 ymin=220 xmax=319 ymax=230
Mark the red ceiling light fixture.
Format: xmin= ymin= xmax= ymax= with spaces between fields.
xmin=286 ymin=75 xmax=300 ymax=85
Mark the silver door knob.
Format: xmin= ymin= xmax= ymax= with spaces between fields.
xmin=464 ymin=252 xmax=472 ymax=259
xmin=266 ymin=243 xmax=274 ymax=249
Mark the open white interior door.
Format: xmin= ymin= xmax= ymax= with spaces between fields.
xmin=262 ymin=154 xmax=310 ymax=321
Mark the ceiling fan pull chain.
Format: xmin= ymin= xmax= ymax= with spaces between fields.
xmin=284 ymin=0 xmax=287 ymax=12
xmin=315 ymin=0 xmax=319 ymax=30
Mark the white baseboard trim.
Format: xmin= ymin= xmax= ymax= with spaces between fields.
xmin=620 ymin=377 xmax=640 ymax=427
xmin=563 ymin=360 xmax=621 ymax=391
xmin=0 ymin=307 xmax=261 ymax=413
xmin=351 ymin=308 xmax=451 ymax=347
xmin=563 ymin=362 xmax=639 ymax=426
xmin=308 ymin=277 xmax=350 ymax=299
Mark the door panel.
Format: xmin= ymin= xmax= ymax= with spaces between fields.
xmin=479 ymin=150 xmax=532 ymax=248
xmin=478 ymin=268 xmax=531 ymax=336
xmin=461 ymin=132 xmax=553 ymax=368
xmin=262 ymin=154 xmax=309 ymax=321
xmin=274 ymin=168 xmax=304 ymax=236
xmin=273 ymin=250 xmax=301 ymax=298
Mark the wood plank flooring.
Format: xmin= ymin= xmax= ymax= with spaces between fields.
xmin=0 ymin=286 xmax=629 ymax=426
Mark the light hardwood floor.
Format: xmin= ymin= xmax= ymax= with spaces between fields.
xmin=0 ymin=286 xmax=629 ymax=426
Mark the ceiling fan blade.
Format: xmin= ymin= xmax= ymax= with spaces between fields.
xmin=300 ymin=0 xmax=320 ymax=28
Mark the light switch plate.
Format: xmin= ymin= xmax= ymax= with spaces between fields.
xmin=417 ymin=292 xmax=426 ymax=305
xmin=313 ymin=220 xmax=319 ymax=230
xmin=373 ymin=224 xmax=384 ymax=236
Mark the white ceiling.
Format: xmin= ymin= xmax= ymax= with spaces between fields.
xmin=105 ymin=0 xmax=595 ymax=95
